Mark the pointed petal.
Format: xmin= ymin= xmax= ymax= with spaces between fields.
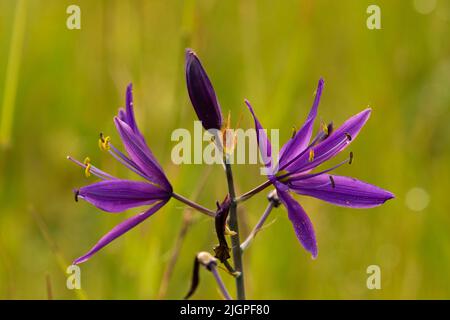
xmin=286 ymin=109 xmax=371 ymax=173
xmin=117 ymin=84 xmax=147 ymax=144
xmin=78 ymin=180 xmax=170 ymax=213
xmin=185 ymin=49 xmax=223 ymax=130
xmin=245 ymin=100 xmax=274 ymax=174
xmin=279 ymin=78 xmax=324 ymax=168
xmin=114 ymin=117 xmax=171 ymax=191
xmin=275 ymin=182 xmax=318 ymax=258
xmin=118 ymin=108 xmax=127 ymax=123
xmin=73 ymin=200 xmax=168 ymax=264
xmin=124 ymin=83 xmax=138 ymax=133
xmin=288 ymin=174 xmax=395 ymax=208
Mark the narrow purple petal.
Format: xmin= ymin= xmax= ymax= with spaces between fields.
xmin=125 ymin=83 xmax=138 ymax=132
xmin=288 ymin=174 xmax=394 ymax=208
xmin=78 ymin=180 xmax=170 ymax=213
xmin=286 ymin=108 xmax=371 ymax=173
xmin=114 ymin=117 xmax=171 ymax=191
xmin=275 ymin=182 xmax=318 ymax=259
xmin=117 ymin=84 xmax=146 ymax=144
xmin=185 ymin=49 xmax=223 ymax=130
xmin=118 ymin=108 xmax=127 ymax=123
xmin=245 ymin=100 xmax=275 ymax=175
xmin=73 ymin=200 xmax=168 ymax=264
xmin=279 ymin=78 xmax=324 ymax=168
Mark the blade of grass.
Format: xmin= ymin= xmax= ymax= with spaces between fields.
xmin=29 ymin=206 xmax=88 ymax=300
xmin=157 ymin=165 xmax=212 ymax=299
xmin=46 ymin=273 xmax=53 ymax=300
xmin=0 ymin=0 xmax=27 ymax=148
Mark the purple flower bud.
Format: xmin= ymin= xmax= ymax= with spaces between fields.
xmin=185 ymin=49 xmax=223 ymax=130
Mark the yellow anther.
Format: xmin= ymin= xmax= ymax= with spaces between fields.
xmin=321 ymin=122 xmax=328 ymax=135
xmin=291 ymin=126 xmax=297 ymax=139
xmin=84 ymin=157 xmax=91 ymax=177
xmin=98 ymin=134 xmax=111 ymax=151
xmin=309 ymin=149 xmax=315 ymax=162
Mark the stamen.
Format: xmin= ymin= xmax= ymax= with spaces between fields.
xmin=327 ymin=122 xmax=334 ymax=136
xmin=308 ymin=149 xmax=315 ymax=162
xmin=309 ymin=132 xmax=325 ymax=148
xmin=234 ymin=112 xmax=244 ymax=130
xmin=84 ymin=157 xmax=91 ymax=177
xmin=284 ymin=152 xmax=354 ymax=182
xmin=74 ymin=189 xmax=79 ymax=202
xmin=67 ymin=156 xmax=115 ymax=180
xmin=306 ymin=121 xmax=332 ymax=149
xmin=321 ymin=122 xmax=328 ymax=135
xmin=345 ymin=132 xmax=352 ymax=141
xmin=108 ymin=144 xmax=152 ymax=181
xmin=291 ymin=126 xmax=297 ymax=139
xmin=349 ymin=151 xmax=353 ymax=165
xmin=302 ymin=133 xmax=351 ymax=170
xmin=329 ymin=176 xmax=335 ymax=188
xmin=98 ymin=133 xmax=111 ymax=151
xmin=279 ymin=128 xmax=347 ymax=172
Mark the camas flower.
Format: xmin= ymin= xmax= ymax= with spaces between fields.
xmin=246 ymin=78 xmax=394 ymax=258
xmin=68 ymin=84 xmax=173 ymax=264
xmin=185 ymin=49 xmax=223 ymax=131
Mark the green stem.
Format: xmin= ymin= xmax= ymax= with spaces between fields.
xmin=224 ymin=159 xmax=245 ymax=300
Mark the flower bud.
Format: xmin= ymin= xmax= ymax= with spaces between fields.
xmin=185 ymin=49 xmax=223 ymax=130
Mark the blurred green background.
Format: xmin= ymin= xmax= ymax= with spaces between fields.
xmin=0 ymin=0 xmax=449 ymax=299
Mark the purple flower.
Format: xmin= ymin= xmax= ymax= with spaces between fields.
xmin=246 ymin=78 xmax=394 ymax=259
xmin=69 ymin=84 xmax=172 ymax=264
xmin=185 ymin=49 xmax=223 ymax=130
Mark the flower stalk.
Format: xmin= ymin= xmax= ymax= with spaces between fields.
xmin=241 ymin=199 xmax=276 ymax=252
xmin=224 ymin=157 xmax=245 ymax=300
xmin=235 ymin=180 xmax=273 ymax=203
xmin=210 ymin=264 xmax=232 ymax=300
xmin=185 ymin=252 xmax=232 ymax=300
xmin=172 ymin=192 xmax=216 ymax=217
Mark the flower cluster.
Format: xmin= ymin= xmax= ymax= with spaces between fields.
xmin=68 ymin=48 xmax=394 ymax=296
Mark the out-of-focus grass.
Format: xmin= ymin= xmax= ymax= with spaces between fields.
xmin=0 ymin=0 xmax=26 ymax=147
xmin=0 ymin=0 xmax=449 ymax=299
